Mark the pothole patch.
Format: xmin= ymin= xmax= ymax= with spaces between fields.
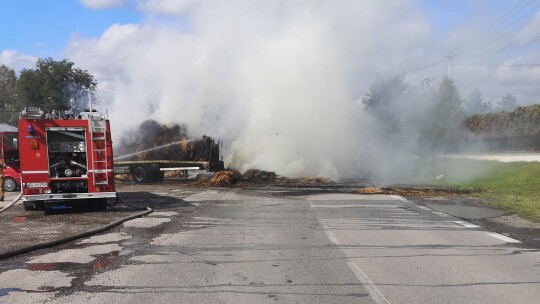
xmin=123 ymin=217 xmax=171 ymax=228
xmin=77 ymin=232 xmax=132 ymax=244
xmin=27 ymin=244 xmax=123 ymax=264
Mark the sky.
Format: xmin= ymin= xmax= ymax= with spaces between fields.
xmin=2 ymin=1 xmax=538 ymax=99
xmin=1 ymin=0 xmax=540 ymax=178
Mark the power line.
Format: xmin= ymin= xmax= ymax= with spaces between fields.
xmin=481 ymin=0 xmax=530 ymax=35
xmin=404 ymin=60 xmax=446 ymax=74
xmin=496 ymin=14 xmax=540 ymax=53
xmin=454 ymin=63 xmax=540 ymax=67
xmin=491 ymin=3 xmax=540 ymax=35
xmin=458 ymin=1 xmax=539 ymax=54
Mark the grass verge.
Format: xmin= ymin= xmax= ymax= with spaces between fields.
xmin=416 ymin=159 xmax=540 ymax=222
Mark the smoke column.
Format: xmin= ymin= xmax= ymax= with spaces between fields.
xmin=66 ymin=0 xmax=436 ymax=179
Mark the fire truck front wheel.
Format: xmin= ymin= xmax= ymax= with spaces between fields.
xmin=23 ymin=201 xmax=45 ymax=211
xmin=132 ymin=166 xmax=150 ymax=183
xmin=3 ymin=177 xmax=17 ymax=192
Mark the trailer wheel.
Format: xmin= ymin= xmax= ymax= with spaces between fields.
xmin=132 ymin=166 xmax=150 ymax=183
xmin=150 ymin=170 xmax=165 ymax=182
xmin=156 ymin=171 xmax=165 ymax=182
xmin=3 ymin=177 xmax=17 ymax=192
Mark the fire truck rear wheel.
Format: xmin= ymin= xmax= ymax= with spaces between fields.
xmin=132 ymin=166 xmax=150 ymax=183
xmin=3 ymin=177 xmax=17 ymax=192
xmin=96 ymin=198 xmax=107 ymax=210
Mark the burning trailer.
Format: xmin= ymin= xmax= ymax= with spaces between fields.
xmin=113 ymin=120 xmax=224 ymax=183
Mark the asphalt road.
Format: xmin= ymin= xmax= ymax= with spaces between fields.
xmin=1 ymin=188 xmax=539 ymax=303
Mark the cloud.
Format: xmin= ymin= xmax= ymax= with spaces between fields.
xmin=136 ymin=0 xmax=202 ymax=15
xmin=79 ymin=0 xmax=125 ymax=10
xmin=0 ymin=50 xmax=37 ymax=72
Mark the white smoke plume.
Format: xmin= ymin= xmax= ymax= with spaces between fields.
xmin=66 ymin=0 xmax=438 ymax=178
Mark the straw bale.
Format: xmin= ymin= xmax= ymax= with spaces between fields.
xmin=197 ymin=170 xmax=242 ymax=187
xmin=242 ymin=169 xmax=276 ymax=181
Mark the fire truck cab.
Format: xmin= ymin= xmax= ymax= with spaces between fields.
xmin=0 ymin=131 xmax=21 ymax=192
xmin=18 ymin=107 xmax=116 ymax=211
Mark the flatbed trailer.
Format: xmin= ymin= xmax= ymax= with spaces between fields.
xmin=114 ymin=159 xmax=224 ymax=183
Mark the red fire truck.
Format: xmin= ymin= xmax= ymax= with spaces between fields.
xmin=18 ymin=108 xmax=116 ymax=211
xmin=1 ymin=131 xmax=21 ymax=192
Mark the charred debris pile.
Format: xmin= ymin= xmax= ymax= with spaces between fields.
xmin=356 ymin=186 xmax=470 ymax=197
xmin=197 ymin=169 xmax=276 ymax=187
xmin=115 ymin=120 xmax=220 ymax=163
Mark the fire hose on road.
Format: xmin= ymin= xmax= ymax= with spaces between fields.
xmin=0 ymin=193 xmax=153 ymax=260
xmin=0 ymin=191 xmax=22 ymax=214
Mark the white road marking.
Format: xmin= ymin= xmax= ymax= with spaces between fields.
xmin=432 ymin=211 xmax=450 ymax=217
xmin=320 ymin=220 xmax=340 ymax=244
xmin=487 ymin=232 xmax=521 ymax=243
xmin=389 ymin=195 xmax=408 ymax=202
xmin=319 ymin=218 xmax=389 ymax=304
xmin=315 ymin=203 xmax=390 ymax=303
xmin=310 ymin=204 xmax=400 ymax=208
xmin=347 ymin=261 xmax=390 ymax=304
xmin=417 ymin=205 xmax=431 ymax=211
xmin=454 ymin=221 xmax=480 ymax=228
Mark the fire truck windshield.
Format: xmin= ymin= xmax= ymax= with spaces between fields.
xmin=3 ymin=133 xmax=18 ymax=150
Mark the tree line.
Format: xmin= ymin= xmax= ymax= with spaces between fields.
xmin=362 ymin=73 xmax=522 ymax=149
xmin=0 ymin=58 xmax=96 ymax=126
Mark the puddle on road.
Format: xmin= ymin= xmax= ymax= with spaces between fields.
xmin=0 ymin=288 xmax=22 ymax=296
xmin=93 ymin=251 xmax=120 ymax=271
xmin=27 ymin=263 xmax=55 ymax=271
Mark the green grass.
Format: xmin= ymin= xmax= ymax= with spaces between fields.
xmin=413 ymin=159 xmax=540 ymax=222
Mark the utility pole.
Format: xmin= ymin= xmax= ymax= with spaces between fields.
xmin=444 ymin=52 xmax=456 ymax=79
